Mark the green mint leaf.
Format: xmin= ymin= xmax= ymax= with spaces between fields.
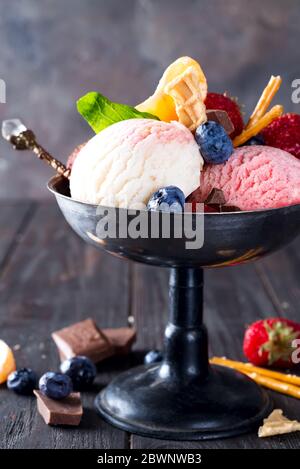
xmin=77 ymin=91 xmax=159 ymax=133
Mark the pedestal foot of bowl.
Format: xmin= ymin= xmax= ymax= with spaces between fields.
xmin=95 ymin=363 xmax=271 ymax=440
xmin=95 ymin=267 xmax=272 ymax=440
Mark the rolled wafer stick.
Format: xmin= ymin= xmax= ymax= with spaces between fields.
xmin=246 ymin=75 xmax=282 ymax=129
xmin=210 ymin=356 xmax=300 ymax=386
xmin=245 ymin=372 xmax=300 ymax=400
xmin=233 ymin=104 xmax=283 ymax=147
xmin=1 ymin=119 xmax=71 ymax=179
xmin=211 ymin=357 xmax=300 ymax=399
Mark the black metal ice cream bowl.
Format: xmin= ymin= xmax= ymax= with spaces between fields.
xmin=48 ymin=175 xmax=300 ymax=440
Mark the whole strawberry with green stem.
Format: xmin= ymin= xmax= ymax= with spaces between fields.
xmin=243 ymin=318 xmax=300 ymax=368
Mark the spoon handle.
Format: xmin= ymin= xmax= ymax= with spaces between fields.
xmin=11 ymin=129 xmax=71 ymax=179
xmin=32 ymin=143 xmax=71 ymax=179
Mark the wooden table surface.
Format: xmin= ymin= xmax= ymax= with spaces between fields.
xmin=0 ymin=201 xmax=300 ymax=449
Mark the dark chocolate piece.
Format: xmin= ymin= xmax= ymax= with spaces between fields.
xmin=204 ymin=188 xmax=226 ymax=206
xmin=52 ymin=318 xmax=114 ymax=363
xmin=220 ymin=205 xmax=241 ymax=212
xmin=204 ymin=188 xmax=241 ymax=213
xmin=34 ymin=390 xmax=82 ymax=426
xmin=206 ymin=109 xmax=234 ymax=135
xmin=103 ymin=328 xmax=137 ymax=355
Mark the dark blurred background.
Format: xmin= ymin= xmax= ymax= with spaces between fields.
xmin=0 ymin=0 xmax=299 ymax=199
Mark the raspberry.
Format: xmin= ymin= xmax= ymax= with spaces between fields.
xmin=261 ymin=113 xmax=300 ymax=159
xmin=204 ymin=92 xmax=244 ymax=139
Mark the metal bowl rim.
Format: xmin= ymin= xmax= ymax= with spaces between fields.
xmin=47 ymin=175 xmax=300 ymax=217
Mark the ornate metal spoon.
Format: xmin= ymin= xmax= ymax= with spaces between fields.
xmin=2 ymin=119 xmax=70 ymax=179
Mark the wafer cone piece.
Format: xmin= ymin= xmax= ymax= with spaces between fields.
xmin=165 ymin=66 xmax=207 ymax=131
xmin=259 ymin=410 xmax=300 ymax=438
xmin=156 ymin=56 xmax=207 ymax=100
xmin=136 ymin=57 xmax=207 ymax=123
xmin=246 ymin=75 xmax=282 ymax=129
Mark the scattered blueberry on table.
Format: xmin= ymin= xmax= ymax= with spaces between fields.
xmin=147 ymin=186 xmax=185 ymax=213
xmin=144 ymin=350 xmax=163 ymax=365
xmin=7 ymin=368 xmax=37 ymax=395
xmin=60 ymin=356 xmax=97 ymax=391
xmin=39 ymin=372 xmax=73 ymax=400
xmin=195 ymin=121 xmax=234 ymax=164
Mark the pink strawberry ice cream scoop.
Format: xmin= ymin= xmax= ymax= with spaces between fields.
xmin=191 ymin=146 xmax=300 ymax=211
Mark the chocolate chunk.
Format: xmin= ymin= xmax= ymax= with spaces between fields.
xmin=103 ymin=328 xmax=136 ymax=355
xmin=220 ymin=205 xmax=241 ymax=212
xmin=34 ymin=390 xmax=82 ymax=426
xmin=204 ymin=188 xmax=226 ymax=206
xmin=204 ymin=188 xmax=240 ymax=213
xmin=206 ymin=109 xmax=234 ymax=135
xmin=52 ymin=318 xmax=114 ymax=363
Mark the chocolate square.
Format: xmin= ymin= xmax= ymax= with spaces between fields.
xmin=34 ymin=391 xmax=82 ymax=426
xmin=206 ymin=109 xmax=234 ymax=135
xmin=52 ymin=318 xmax=114 ymax=363
xmin=103 ymin=327 xmax=136 ymax=355
xmin=204 ymin=188 xmax=226 ymax=206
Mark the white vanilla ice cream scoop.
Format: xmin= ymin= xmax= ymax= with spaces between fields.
xmin=70 ymin=119 xmax=203 ymax=209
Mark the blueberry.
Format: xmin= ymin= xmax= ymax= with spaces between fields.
xmin=60 ymin=356 xmax=96 ymax=391
xmin=147 ymin=186 xmax=185 ymax=213
xmin=195 ymin=121 xmax=234 ymax=164
xmin=243 ymin=134 xmax=265 ymax=146
xmin=39 ymin=372 xmax=72 ymax=400
xmin=144 ymin=350 xmax=163 ymax=365
xmin=7 ymin=368 xmax=37 ymax=395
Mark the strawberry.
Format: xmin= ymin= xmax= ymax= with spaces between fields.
xmin=261 ymin=113 xmax=300 ymax=159
xmin=243 ymin=318 xmax=300 ymax=368
xmin=204 ymin=92 xmax=244 ymax=139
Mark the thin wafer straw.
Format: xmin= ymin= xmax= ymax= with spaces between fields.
xmin=210 ymin=357 xmax=300 ymax=399
xmin=246 ymin=75 xmax=282 ymax=129
xmin=233 ymin=104 xmax=283 ymax=147
xmin=246 ymin=372 xmax=300 ymax=399
xmin=210 ymin=357 xmax=300 ymax=386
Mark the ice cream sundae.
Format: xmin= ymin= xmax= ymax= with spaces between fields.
xmin=67 ymin=56 xmax=300 ymax=212
xmin=3 ymin=56 xmax=300 ymax=212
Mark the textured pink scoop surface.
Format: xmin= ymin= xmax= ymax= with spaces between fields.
xmin=198 ymin=146 xmax=300 ymax=211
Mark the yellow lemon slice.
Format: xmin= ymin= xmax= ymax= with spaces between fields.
xmin=136 ymin=92 xmax=177 ymax=122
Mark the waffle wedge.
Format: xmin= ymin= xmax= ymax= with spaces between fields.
xmin=165 ymin=66 xmax=207 ymax=131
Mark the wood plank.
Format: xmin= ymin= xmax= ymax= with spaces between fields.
xmin=131 ymin=258 xmax=300 ymax=449
xmin=0 ymin=201 xmax=33 ymax=270
xmin=1 ymin=202 xmax=299 ymax=448
xmin=256 ymin=238 xmax=300 ymax=319
xmin=132 ymin=264 xmax=168 ymax=352
xmin=0 ymin=202 xmax=130 ymax=449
